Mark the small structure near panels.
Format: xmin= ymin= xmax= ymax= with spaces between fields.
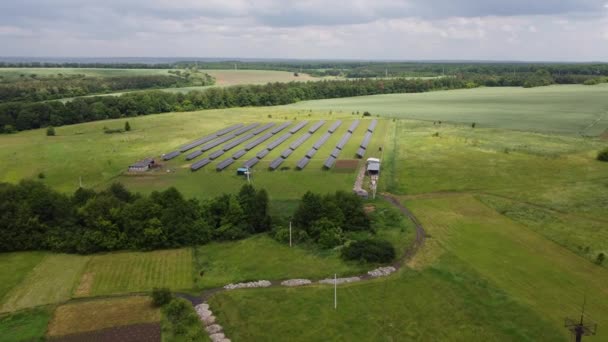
xmin=128 ymin=158 xmax=155 ymax=172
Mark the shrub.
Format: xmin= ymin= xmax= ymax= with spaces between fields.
xmin=151 ymin=287 xmax=172 ymax=307
xmin=597 ymin=148 xmax=608 ymax=162
xmin=37 ymin=172 xmax=45 ymax=179
xmin=363 ymin=111 xmax=371 ymax=116
xmin=124 ymin=121 xmax=131 ymax=131
xmin=597 ymin=253 xmax=605 ymax=265
xmin=46 ymin=126 xmax=56 ymax=136
xmin=341 ymin=239 xmax=395 ymax=263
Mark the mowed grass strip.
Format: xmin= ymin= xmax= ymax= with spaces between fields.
xmin=47 ymin=296 xmax=160 ymax=337
xmin=210 ymin=258 xmax=562 ymax=341
xmin=0 ymin=307 xmax=51 ymax=342
xmin=0 ymin=254 xmax=89 ymax=313
xmin=82 ymin=248 xmax=193 ymax=296
xmin=194 ymin=235 xmax=368 ymax=289
xmin=408 ymin=195 xmax=608 ymax=340
xmin=0 ymin=252 xmax=46 ymax=304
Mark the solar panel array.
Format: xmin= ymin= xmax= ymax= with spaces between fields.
xmin=308 ymin=120 xmax=326 ymax=134
xmin=222 ymin=133 xmax=255 ymax=151
xmin=289 ymin=133 xmax=312 ymax=150
xmin=355 ymin=120 xmax=378 ymax=159
xmin=216 ymin=124 xmax=244 ymax=136
xmin=163 ymin=150 xmax=181 ymax=161
xmin=336 ymin=132 xmax=353 ymax=150
xmin=289 ymin=121 xmax=309 ymax=134
xmin=185 ymin=150 xmax=203 ymax=161
xmin=267 ymin=133 xmax=293 ymax=150
xmin=322 ymin=119 xmax=360 ymax=169
xmin=328 ymin=120 xmax=342 ymax=133
xmin=209 ymin=150 xmax=225 ymax=160
xmin=216 ymin=158 xmax=235 ymax=171
xmin=305 ymin=148 xmax=317 ymax=158
xmin=164 ymin=124 xmax=244 ymax=161
xmin=256 ymin=149 xmax=270 ymax=159
xmin=191 ymin=158 xmax=211 ymax=171
xmin=323 ymin=156 xmax=336 ymax=169
xmin=201 ymin=133 xmax=237 ymax=152
xmin=243 ymin=157 xmax=260 ymax=168
xmin=245 ymin=132 xmax=272 ymax=150
xmin=271 ymin=122 xmax=292 ymax=134
xmin=252 ymin=123 xmax=276 ymax=135
xmin=296 ymin=157 xmax=311 ymax=170
xmin=281 ymin=148 xmax=294 ymax=158
xmin=312 ymin=133 xmax=331 ymax=150
xmin=347 ymin=120 xmax=360 ymax=133
xmin=331 ymin=147 xmax=341 ymax=158
xmin=179 ymin=134 xmax=217 ymax=152
xmin=232 ymin=149 xmax=247 ymax=159
xmin=234 ymin=123 xmax=259 ymax=136
xmin=269 ymin=157 xmax=285 ymax=170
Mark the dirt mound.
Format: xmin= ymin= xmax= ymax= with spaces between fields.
xmin=334 ymin=159 xmax=358 ymax=172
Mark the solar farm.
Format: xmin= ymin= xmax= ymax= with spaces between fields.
xmin=156 ymin=118 xmax=382 ymax=175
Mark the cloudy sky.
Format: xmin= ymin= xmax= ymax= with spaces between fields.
xmin=0 ymin=0 xmax=607 ymax=61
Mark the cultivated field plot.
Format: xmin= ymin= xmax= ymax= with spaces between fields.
xmin=47 ymin=296 xmax=160 ymax=337
xmin=408 ymin=195 xmax=608 ymax=340
xmin=0 ymin=308 xmax=51 ymax=342
xmin=0 ymin=254 xmax=89 ymax=313
xmin=287 ymin=84 xmax=608 ymax=136
xmin=0 ymin=67 xmax=174 ymax=80
xmin=77 ymin=248 xmax=193 ymax=296
xmin=193 ymin=235 xmax=369 ymax=289
xmin=0 ymin=252 xmax=45 ymax=304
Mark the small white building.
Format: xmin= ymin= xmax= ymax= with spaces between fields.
xmin=128 ymin=158 xmax=155 ymax=172
xmin=366 ymin=158 xmax=380 ymax=175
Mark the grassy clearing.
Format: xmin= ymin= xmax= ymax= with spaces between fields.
xmin=286 ymin=84 xmax=608 ymax=136
xmin=0 ymin=254 xmax=89 ymax=313
xmin=194 ymin=235 xmax=368 ymax=289
xmin=0 ymin=68 xmax=174 ymax=80
xmin=80 ymin=249 xmax=193 ymax=296
xmin=408 ymin=195 xmax=608 ymax=340
xmin=210 ymin=257 xmax=562 ymax=341
xmin=0 ymin=252 xmax=45 ymax=304
xmin=0 ymin=308 xmax=51 ymax=342
xmin=47 ymin=296 xmax=160 ymax=337
xmin=206 ymin=69 xmax=318 ymax=86
xmin=381 ymin=119 xmax=608 ymax=220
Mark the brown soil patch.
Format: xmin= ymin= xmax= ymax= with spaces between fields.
xmin=364 ymin=205 xmax=376 ymax=214
xmin=74 ymin=272 xmax=94 ymax=297
xmin=334 ymin=159 xmax=358 ymax=171
xmin=48 ymin=322 xmax=161 ymax=342
xmin=47 ymin=296 xmax=160 ymax=337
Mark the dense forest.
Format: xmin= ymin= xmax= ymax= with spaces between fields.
xmin=0 ymin=72 xmax=214 ymax=102
xmin=0 ymin=181 xmax=271 ymax=253
xmin=0 ymin=77 xmax=466 ymax=133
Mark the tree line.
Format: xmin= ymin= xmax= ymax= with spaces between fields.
xmin=0 ymin=74 xmax=214 ymax=102
xmin=0 ymin=77 xmax=466 ymax=133
xmin=0 ymin=181 xmax=270 ymax=254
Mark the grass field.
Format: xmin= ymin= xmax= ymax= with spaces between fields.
xmin=0 ymin=308 xmax=51 ymax=342
xmin=77 ymin=249 xmax=193 ymax=296
xmin=0 ymin=254 xmax=89 ymax=313
xmin=286 ymin=84 xmax=608 ymax=136
xmin=0 ymin=252 xmax=45 ymax=304
xmin=47 ymin=296 xmax=160 ymax=337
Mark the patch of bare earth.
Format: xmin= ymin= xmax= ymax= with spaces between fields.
xmin=48 ymin=323 xmax=161 ymax=342
xmin=74 ymin=272 xmax=94 ymax=297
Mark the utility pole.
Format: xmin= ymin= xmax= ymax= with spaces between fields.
xmin=246 ymin=168 xmax=251 ymax=184
xmin=79 ymin=176 xmax=82 ymax=188
xmin=289 ymin=221 xmax=292 ymax=247
xmin=334 ymin=274 xmax=337 ymax=309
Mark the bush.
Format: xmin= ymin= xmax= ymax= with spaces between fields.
xmin=341 ymin=239 xmax=395 ymax=263
xmin=46 ymin=126 xmax=55 ymax=136
xmin=597 ymin=148 xmax=608 ymax=162
xmin=363 ymin=111 xmax=371 ymax=116
xmin=597 ymin=253 xmax=605 ymax=265
xmin=151 ymin=287 xmax=172 ymax=307
xmin=124 ymin=121 xmax=131 ymax=131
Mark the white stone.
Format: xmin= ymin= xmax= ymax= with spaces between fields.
xmin=203 ymin=315 xmax=216 ymax=325
xmin=318 ymin=276 xmax=361 ymax=285
xmin=367 ymin=266 xmax=396 ymax=278
xmin=206 ymin=324 xmax=223 ymax=334
xmin=280 ymin=279 xmax=312 ymax=287
xmin=195 ymin=303 xmax=209 ymax=311
xmin=223 ymin=280 xmax=272 ymax=290
xmin=210 ymin=333 xmax=226 ymax=342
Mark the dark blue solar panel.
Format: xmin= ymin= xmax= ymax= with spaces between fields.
xmin=201 ymin=133 xmax=237 ymax=152
xmin=266 ymin=133 xmax=292 ymax=150
xmin=232 ymin=149 xmax=247 ymax=159
xmin=209 ymin=150 xmax=225 ymax=160
xmin=312 ymin=133 xmax=331 ymax=150
xmin=269 ymin=157 xmax=285 ymax=170
xmin=271 ymin=122 xmax=292 ymax=134
xmin=216 ymin=158 xmax=235 ymax=171
xmin=185 ymin=150 xmax=203 ymax=161
xmin=245 ymin=132 xmax=273 ymax=150
xmin=289 ymin=133 xmax=312 ymax=150
xmin=191 ymin=158 xmax=211 ymax=171
xmin=234 ymin=123 xmax=259 ymax=136
xmin=243 ymin=157 xmax=260 ymax=168
xmin=256 ymin=149 xmax=270 ymax=159
xmin=216 ymin=124 xmax=244 ymax=136
xmin=336 ymin=132 xmax=352 ymax=150
xmin=163 ymin=150 xmax=180 ymax=160
xmin=252 ymin=123 xmax=275 ymax=135
xmin=223 ymin=133 xmax=255 ymax=151
xmin=289 ymin=121 xmax=309 ymax=134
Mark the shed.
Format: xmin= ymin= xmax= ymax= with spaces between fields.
xmin=236 ymin=167 xmax=249 ymax=176
xmin=366 ymin=158 xmax=380 ymax=175
xmin=129 ymin=158 xmax=154 ymax=172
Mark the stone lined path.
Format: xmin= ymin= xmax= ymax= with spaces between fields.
xmin=186 ymin=194 xmax=426 ymax=342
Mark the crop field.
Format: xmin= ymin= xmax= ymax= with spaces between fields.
xmin=0 ymin=308 xmax=51 ymax=342
xmin=286 ymin=84 xmax=608 ymax=136
xmin=0 ymin=254 xmax=89 ymax=313
xmin=47 ymin=296 xmax=160 ymax=337
xmin=0 ymin=67 xmax=174 ymax=80
xmin=0 ymin=252 xmax=45 ymax=304
xmin=77 ymin=249 xmax=193 ymax=296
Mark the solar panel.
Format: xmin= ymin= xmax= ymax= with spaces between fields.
xmin=266 ymin=133 xmax=292 ymax=150
xmin=331 ymin=147 xmax=341 ymax=158
xmin=191 ymin=158 xmax=211 ymax=171
xmin=163 ymin=150 xmax=180 ymax=161
xmin=201 ymin=133 xmax=237 ymax=152
xmin=281 ymin=148 xmax=294 ymax=158
xmin=360 ymin=131 xmax=373 ymax=149
xmin=336 ymin=132 xmax=352 ymax=150
xmin=232 ymin=149 xmax=247 ymax=159
xmin=234 ymin=123 xmax=259 ymax=136
xmin=223 ymin=133 xmax=255 ymax=151
xmin=243 ymin=157 xmax=260 ymax=168
xmin=245 ymin=132 xmax=274 ymax=150
xmin=269 ymin=157 xmax=285 ymax=170
xmin=328 ymin=120 xmax=342 ymax=133
xmin=252 ymin=123 xmax=275 ymax=135
xmin=179 ymin=135 xmax=217 ymax=152
xmin=185 ymin=150 xmax=203 ymax=161
xmin=348 ymin=120 xmax=360 ymax=133
xmin=296 ymin=157 xmax=311 ymax=170
xmin=256 ymin=149 xmax=270 ymax=159
xmin=209 ymin=150 xmax=225 ymax=160
xmin=289 ymin=121 xmax=309 ymax=134
xmin=216 ymin=158 xmax=235 ymax=171
xmin=356 ymin=147 xmax=366 ymax=158
xmin=323 ymin=156 xmax=336 ymax=169
xmin=312 ymin=133 xmax=331 ymax=150
xmin=305 ymin=148 xmax=317 ymax=158
xmin=367 ymin=119 xmax=378 ymax=132
xmin=271 ymin=122 xmax=292 ymax=134
xmin=289 ymin=133 xmax=312 ymax=150
xmin=308 ymin=120 xmax=325 ymax=133
xmin=216 ymin=124 xmax=244 ymax=136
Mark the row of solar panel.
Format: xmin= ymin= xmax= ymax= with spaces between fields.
xmin=356 ymin=120 xmax=378 ymax=158
xmin=164 ymin=123 xmax=244 ymax=160
xmin=296 ymin=120 xmax=343 ymax=170
xmin=323 ymin=120 xmax=360 ymax=169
